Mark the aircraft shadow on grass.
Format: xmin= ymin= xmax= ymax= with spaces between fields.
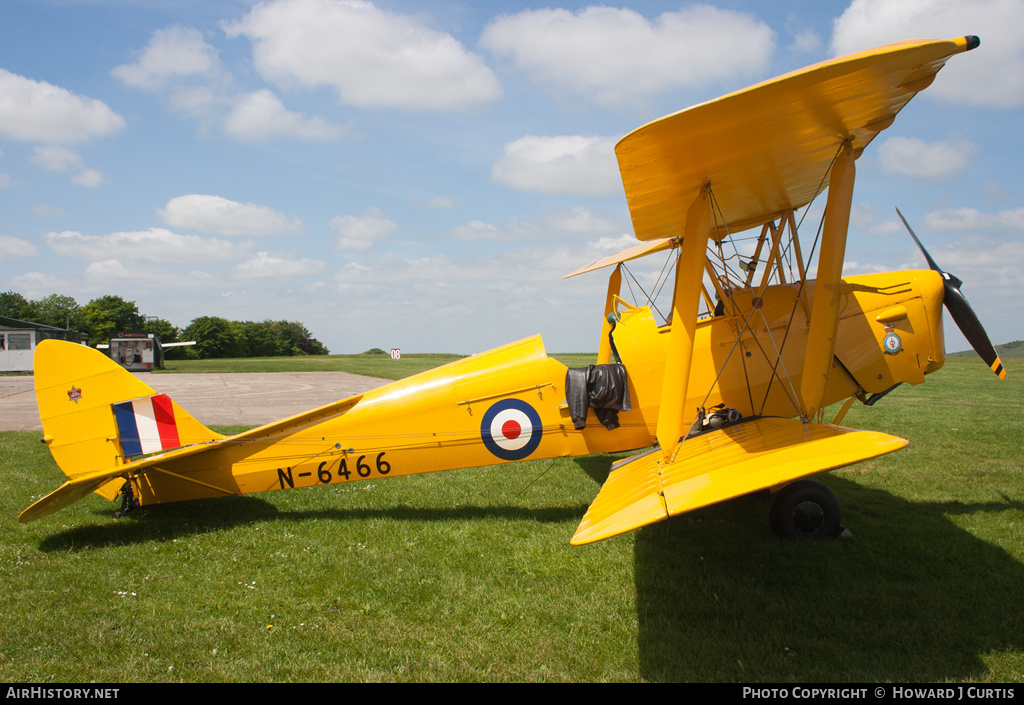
xmin=35 ymin=456 xmax=614 ymax=551
xmin=35 ymin=495 xmax=588 ymax=552
xmin=632 ymin=475 xmax=1024 ymax=682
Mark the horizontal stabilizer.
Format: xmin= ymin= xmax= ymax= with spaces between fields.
xmin=571 ymin=417 xmax=907 ymax=545
xmin=19 ymin=434 xmax=236 ymax=523
xmin=19 ymin=466 xmax=132 ymax=523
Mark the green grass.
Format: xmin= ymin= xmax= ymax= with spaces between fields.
xmin=156 ymin=353 xmax=598 ymax=380
xmin=1 ymin=359 xmax=1021 ymax=682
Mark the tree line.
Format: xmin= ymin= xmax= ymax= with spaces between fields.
xmin=0 ymin=291 xmax=329 ymax=358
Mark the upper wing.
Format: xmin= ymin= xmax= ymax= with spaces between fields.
xmin=617 ymin=36 xmax=979 ymax=241
xmin=571 ymin=417 xmax=908 ymax=545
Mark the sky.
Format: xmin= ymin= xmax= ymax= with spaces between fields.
xmin=1 ymin=0 xmax=1022 ymax=355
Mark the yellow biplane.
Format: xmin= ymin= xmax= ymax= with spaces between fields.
xmin=21 ymin=36 xmax=1005 ymax=544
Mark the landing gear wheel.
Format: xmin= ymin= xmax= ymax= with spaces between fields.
xmin=769 ymin=480 xmax=842 ymax=539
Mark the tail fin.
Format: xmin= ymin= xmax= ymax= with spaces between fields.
xmin=32 ymin=340 xmax=223 ymax=501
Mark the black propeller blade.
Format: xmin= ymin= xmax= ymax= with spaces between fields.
xmin=895 ymin=207 xmax=1005 ymax=379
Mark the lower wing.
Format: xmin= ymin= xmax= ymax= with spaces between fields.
xmin=571 ymin=417 xmax=907 ymax=544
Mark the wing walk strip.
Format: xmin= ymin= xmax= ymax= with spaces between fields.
xmin=571 ymin=417 xmax=908 ymax=545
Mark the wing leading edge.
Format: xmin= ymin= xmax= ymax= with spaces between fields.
xmin=616 ymin=36 xmax=979 ymax=242
xmin=571 ymin=417 xmax=908 ymax=545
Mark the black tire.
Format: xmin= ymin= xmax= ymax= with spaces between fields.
xmin=769 ymin=480 xmax=842 ymax=539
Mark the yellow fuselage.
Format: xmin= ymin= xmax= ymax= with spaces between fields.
xmin=130 ymin=269 xmax=946 ymax=509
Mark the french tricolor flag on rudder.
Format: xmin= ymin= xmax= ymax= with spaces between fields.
xmin=112 ymin=394 xmax=181 ymax=458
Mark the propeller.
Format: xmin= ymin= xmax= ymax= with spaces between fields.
xmin=895 ymin=207 xmax=1005 ymax=379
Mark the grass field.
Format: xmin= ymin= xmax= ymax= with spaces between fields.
xmin=1 ymin=358 xmax=1021 ymax=682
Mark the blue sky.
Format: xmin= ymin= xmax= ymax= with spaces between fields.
xmin=1 ymin=0 xmax=1021 ymax=355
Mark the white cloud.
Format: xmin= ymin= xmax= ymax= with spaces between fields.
xmin=791 ymin=29 xmax=822 ymax=54
xmin=427 ymin=196 xmax=457 ymax=211
xmin=80 ymin=259 xmax=222 ymax=289
xmin=442 ymin=218 xmax=560 ymax=243
xmin=324 ymin=244 xmax=610 ymax=347
xmin=925 ymin=206 xmax=1024 ymax=231
xmin=224 ymin=0 xmax=501 ymax=111
xmin=480 ymin=5 xmax=774 ymax=107
xmin=443 ymin=220 xmax=503 ymax=242
xmin=848 ymin=203 xmax=901 ymax=236
xmin=492 ymin=135 xmax=620 ymax=196
xmin=930 ymin=237 xmax=1024 ymax=267
xmin=589 ymin=233 xmax=641 ymax=254
xmin=831 ymin=0 xmax=1024 ymax=108
xmin=236 ymin=251 xmax=325 ymax=278
xmin=112 ymin=26 xmax=221 ymax=90
xmin=168 ymin=86 xmax=220 ymax=119
xmin=113 ymin=26 xmax=237 ymax=133
xmin=439 ymin=207 xmax=623 ymax=243
xmin=311 ymin=234 xmax=638 ymax=351
xmin=842 ymin=261 xmax=895 ymax=276
xmin=28 ymin=204 xmax=65 ymax=217
xmin=0 ymin=235 xmax=38 ymax=257
xmin=82 ymin=259 xmax=133 ymax=280
xmin=0 ymin=149 xmax=12 ymax=188
xmin=331 ymin=206 xmax=396 ymax=251
xmin=113 ymin=22 xmax=356 ymax=142
xmin=544 ymin=206 xmax=622 ymax=235
xmin=223 ymin=90 xmax=355 ymax=142
xmin=925 ymin=241 xmax=1022 ymax=340
xmin=72 ymin=168 xmax=104 ymax=188
xmin=0 ymin=69 xmax=125 ymax=144
xmin=44 ymin=228 xmax=246 ymax=263
xmin=30 ymin=145 xmax=80 ymax=172
xmin=850 ymin=203 xmax=877 ymax=231
xmin=332 ymin=248 xmax=576 ymax=299
xmin=7 ymin=271 xmax=63 ymax=296
xmin=899 ymin=236 xmax=1024 ymax=321
xmin=29 ymin=145 xmax=105 ymax=188
xmin=982 ymin=181 xmax=1007 ymax=203
xmin=877 ymin=137 xmax=976 ymax=180
xmin=843 ymin=202 xmax=901 ymax=240
xmin=870 ymin=219 xmax=901 ymax=236
xmin=159 ymin=194 xmax=304 ymax=236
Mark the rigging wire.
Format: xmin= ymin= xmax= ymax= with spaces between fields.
xmin=649 ymin=245 xmax=678 ymax=310
xmin=757 ymin=144 xmax=843 ymax=415
xmin=619 ymin=245 xmax=677 ymax=323
xmin=710 ymin=187 xmax=743 ymax=282
xmin=695 ymin=144 xmax=844 ymax=420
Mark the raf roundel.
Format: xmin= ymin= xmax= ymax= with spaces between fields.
xmin=480 ymin=399 xmax=543 ymax=461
